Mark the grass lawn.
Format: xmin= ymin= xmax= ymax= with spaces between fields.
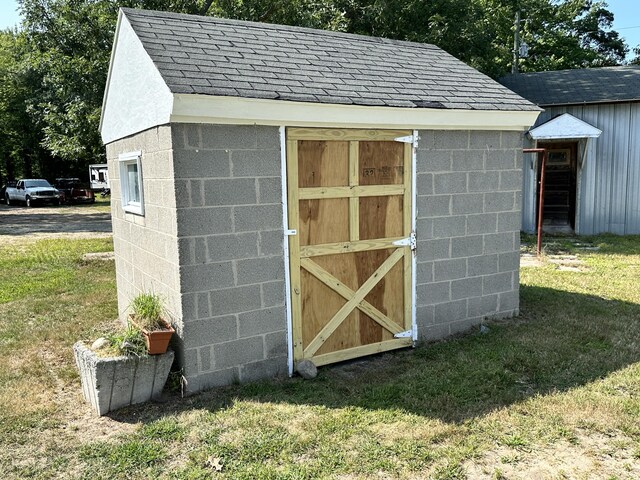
xmin=1 ymin=234 xmax=639 ymax=479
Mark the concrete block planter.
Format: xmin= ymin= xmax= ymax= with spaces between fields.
xmin=73 ymin=342 xmax=174 ymax=416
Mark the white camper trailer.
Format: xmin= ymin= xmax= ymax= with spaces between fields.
xmin=89 ymin=164 xmax=109 ymax=191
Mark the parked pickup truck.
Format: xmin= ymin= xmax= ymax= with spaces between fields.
xmin=5 ymin=179 xmax=61 ymax=207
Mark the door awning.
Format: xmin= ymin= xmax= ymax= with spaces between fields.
xmin=528 ymin=113 xmax=602 ymax=140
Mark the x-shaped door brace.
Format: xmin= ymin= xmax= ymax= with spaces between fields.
xmin=300 ymin=248 xmax=405 ymax=357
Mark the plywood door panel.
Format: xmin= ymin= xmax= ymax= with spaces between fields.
xmin=288 ymin=128 xmax=413 ymax=368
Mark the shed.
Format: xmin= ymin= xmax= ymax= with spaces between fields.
xmin=501 ymin=66 xmax=640 ymax=235
xmin=100 ymin=8 xmax=539 ymax=393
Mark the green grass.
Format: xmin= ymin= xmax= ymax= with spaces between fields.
xmin=1 ymin=235 xmax=640 ymax=479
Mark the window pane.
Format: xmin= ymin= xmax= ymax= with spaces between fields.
xmin=126 ymin=163 xmax=140 ymax=203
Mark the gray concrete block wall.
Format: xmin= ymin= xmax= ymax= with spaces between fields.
xmin=415 ymin=130 xmax=523 ymax=341
xmin=171 ymin=123 xmax=287 ymax=394
xmin=106 ymin=126 xmax=182 ymax=326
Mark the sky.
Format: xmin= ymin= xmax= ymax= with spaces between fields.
xmin=0 ymin=0 xmax=639 ymax=56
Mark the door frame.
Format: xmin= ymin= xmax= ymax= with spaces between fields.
xmin=280 ymin=127 xmax=418 ymax=374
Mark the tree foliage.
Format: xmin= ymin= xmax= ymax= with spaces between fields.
xmin=0 ymin=0 xmax=631 ymax=180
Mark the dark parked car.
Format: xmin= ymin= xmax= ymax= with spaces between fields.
xmin=54 ymin=178 xmax=95 ymax=204
xmin=0 ymin=181 xmax=16 ymax=204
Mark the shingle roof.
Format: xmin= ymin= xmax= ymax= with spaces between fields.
xmin=121 ymin=8 xmax=538 ymax=111
xmin=500 ymin=66 xmax=640 ymax=107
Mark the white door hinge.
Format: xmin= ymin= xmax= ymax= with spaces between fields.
xmin=285 ymin=229 xmax=297 ymax=236
xmin=394 ymin=135 xmax=414 ymax=144
xmin=394 ymin=330 xmax=412 ymax=338
xmin=392 ymin=232 xmax=416 ymax=251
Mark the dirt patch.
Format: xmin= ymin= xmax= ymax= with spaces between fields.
xmin=465 ymin=432 xmax=640 ymax=479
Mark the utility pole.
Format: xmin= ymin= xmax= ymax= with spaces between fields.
xmin=512 ymin=10 xmax=521 ymax=74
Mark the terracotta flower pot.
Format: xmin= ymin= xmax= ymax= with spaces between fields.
xmin=130 ymin=315 xmax=175 ymax=355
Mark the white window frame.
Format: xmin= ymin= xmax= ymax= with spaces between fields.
xmin=118 ymin=151 xmax=144 ymax=216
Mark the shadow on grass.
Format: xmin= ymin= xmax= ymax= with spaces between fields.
xmin=108 ymin=284 xmax=640 ymax=425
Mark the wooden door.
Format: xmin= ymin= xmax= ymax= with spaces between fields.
xmin=286 ymin=128 xmax=414 ymax=368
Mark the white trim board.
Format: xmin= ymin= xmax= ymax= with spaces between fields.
xmin=170 ymin=94 xmax=539 ymax=131
xmin=528 ymin=113 xmax=602 ymax=140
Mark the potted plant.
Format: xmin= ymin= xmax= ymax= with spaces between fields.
xmin=73 ymin=323 xmax=174 ymax=416
xmin=129 ymin=293 xmax=175 ymax=355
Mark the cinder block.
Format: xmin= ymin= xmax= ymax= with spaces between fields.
xmin=188 ymin=180 xmax=204 ymax=207
xmin=417 ymin=238 xmax=450 ymax=262
xmin=498 ymin=211 xmax=521 ymax=232
xmin=183 ymin=315 xmax=238 ymax=348
xmin=261 ymin=281 xmax=285 ymax=307
xmin=485 ymin=192 xmax=515 ymax=213
xmin=483 ymin=272 xmax=513 ymax=295
xmin=196 ymin=292 xmax=211 ymax=318
xmin=416 ymin=218 xmax=433 ymax=239
xmin=417 ymin=195 xmax=451 ymax=218
xmin=193 ymin=237 xmax=208 ymax=264
xmin=486 ymin=150 xmax=516 ymax=170
xmin=238 ymin=307 xmax=286 ymax=337
xmin=259 ymin=230 xmax=284 ymax=256
xmin=451 ymin=150 xmax=484 ymax=171
xmin=416 ymin=173 xmax=433 ymax=196
xmin=434 ymin=258 xmax=467 ymax=281
xmin=484 ymin=232 xmax=515 ymax=254
xmin=469 ymin=131 xmax=500 ymax=149
xmin=201 ymin=124 xmax=257 ymax=150
xmin=232 ymin=149 xmax=280 ymax=177
xmin=499 ymin=170 xmax=522 ymax=191
xmin=181 ymin=293 xmax=197 ymax=322
xmin=434 ymin=172 xmax=467 ymax=194
xmin=207 ymin=232 xmax=259 ymax=262
xmin=468 ymin=172 xmax=499 ymax=192
xmin=417 ymin=281 xmax=450 ymax=305
xmin=451 ymin=193 xmax=484 ymax=214
xmin=417 ymin=150 xmax=451 ymax=172
xmin=451 ymin=277 xmax=483 ymax=300
xmin=173 ymin=149 xmax=231 ymax=179
xmin=234 ymin=204 xmax=283 ymax=232
xmin=449 ymin=317 xmax=481 ymax=336
xmin=213 ymin=336 xmax=264 ymax=370
xmin=419 ymin=323 xmax=450 ymax=342
xmin=498 ymin=252 xmax=520 ymax=273
xmin=501 ymin=132 xmax=523 ymax=149
xmin=240 ymin=356 xmax=288 ymax=383
xmin=255 ymin=126 xmax=282 ymax=150
xmin=180 ymin=262 xmax=235 ymax=292
xmin=433 ymin=130 xmax=469 ymax=150
xmin=177 ymin=207 xmax=233 ymax=236
xmin=209 ymin=285 xmax=262 ymax=316
xmin=416 ymin=305 xmax=435 ymax=329
xmin=178 ymin=123 xmax=202 ymax=149
xmin=434 ymin=299 xmax=468 ymax=325
xmin=264 ymin=331 xmax=288 ymax=358
xmin=199 ymin=346 xmax=212 ymax=371
xmin=257 ymin=177 xmax=282 ymax=204
xmin=174 ymin=179 xmax=191 ymax=208
xmin=467 ymin=254 xmax=498 ymax=276
xmin=467 ymin=213 xmax=498 ymax=235
xmin=194 ymin=367 xmax=239 ymax=392
xmin=236 ymin=256 xmax=285 ymax=285
xmin=204 ymin=178 xmax=257 ymax=206
xmin=468 ymin=294 xmax=498 ymax=317
xmin=499 ymin=290 xmax=520 ymax=311
xmin=451 ymin=235 xmax=483 ymax=258
xmin=432 ymin=216 xmax=466 ymax=238
xmin=416 ymin=262 xmax=434 ymax=284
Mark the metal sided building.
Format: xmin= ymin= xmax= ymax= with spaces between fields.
xmin=100 ymin=8 xmax=539 ymax=393
xmin=501 ymin=66 xmax=640 ymax=235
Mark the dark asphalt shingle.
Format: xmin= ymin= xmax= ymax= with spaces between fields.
xmin=122 ymin=8 xmax=538 ymax=111
xmin=499 ymin=66 xmax=640 ymax=106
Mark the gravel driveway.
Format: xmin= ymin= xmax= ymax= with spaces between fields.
xmin=0 ymin=203 xmax=112 ymax=240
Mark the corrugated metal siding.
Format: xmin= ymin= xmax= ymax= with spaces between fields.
xmin=523 ymin=101 xmax=640 ymax=234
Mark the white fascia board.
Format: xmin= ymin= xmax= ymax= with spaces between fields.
xmin=100 ymin=11 xmax=173 ymax=145
xmin=170 ymin=94 xmax=540 ymax=131
xmin=529 ymin=113 xmax=602 ymax=140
